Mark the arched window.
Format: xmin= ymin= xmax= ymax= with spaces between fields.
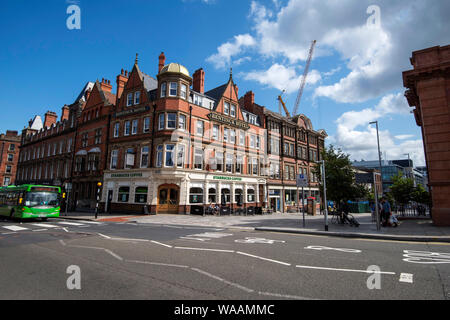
xmin=189 ymin=187 xmax=203 ymax=204
xmin=247 ymin=188 xmax=255 ymax=202
xmin=208 ymin=188 xmax=216 ymax=203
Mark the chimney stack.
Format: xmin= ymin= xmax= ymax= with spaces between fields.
xmin=193 ymin=68 xmax=205 ymax=94
xmin=61 ymin=105 xmax=70 ymax=122
xmin=116 ymin=69 xmax=129 ymax=102
xmin=44 ymin=111 xmax=58 ymax=128
xmin=159 ymin=52 xmax=166 ymax=74
xmin=100 ymin=78 xmax=112 ymax=93
xmin=243 ymin=91 xmax=255 ymax=112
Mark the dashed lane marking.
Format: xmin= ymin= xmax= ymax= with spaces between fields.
xmin=295 ymin=265 xmax=396 ymax=275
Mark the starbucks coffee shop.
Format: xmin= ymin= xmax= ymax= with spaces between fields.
xmin=101 ymin=169 xmax=267 ymax=215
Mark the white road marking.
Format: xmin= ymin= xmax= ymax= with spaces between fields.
xmin=32 ymin=229 xmax=48 ymax=232
xmin=98 ymin=233 xmax=112 ymax=239
xmin=235 ymin=237 xmax=286 ymax=244
xmin=127 ymin=260 xmax=189 ymax=269
xmin=150 ymin=240 xmax=173 ymax=248
xmin=399 ymin=273 xmax=414 ymax=283
xmin=2 ymin=226 xmax=28 ymax=231
xmin=295 ymin=265 xmax=396 ymax=275
xmin=403 ymin=250 xmax=450 ymax=264
xmin=31 ymin=223 xmax=59 ymax=228
xmin=187 ymin=232 xmax=233 ymax=238
xmin=191 ymin=268 xmax=255 ymax=293
xmin=305 ymin=245 xmax=362 ymax=253
xmin=179 ymin=237 xmax=210 ymax=241
xmin=74 ymin=221 xmax=103 ymax=225
xmin=58 ymin=222 xmax=85 ymax=226
xmin=236 ymin=251 xmax=291 ymax=266
xmin=175 ymin=247 xmax=235 ymax=253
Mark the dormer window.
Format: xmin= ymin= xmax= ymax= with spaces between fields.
xmin=134 ymin=91 xmax=141 ymax=105
xmin=169 ymin=82 xmax=178 ymax=97
xmin=127 ymin=93 xmax=133 ymax=106
xmin=224 ymin=102 xmax=230 ymax=115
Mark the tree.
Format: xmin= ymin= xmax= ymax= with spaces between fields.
xmin=389 ymin=173 xmax=415 ymax=206
xmin=412 ymin=184 xmax=431 ymax=205
xmin=314 ymin=145 xmax=359 ymax=207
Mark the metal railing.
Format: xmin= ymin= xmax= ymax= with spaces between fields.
xmin=393 ymin=203 xmax=430 ymax=218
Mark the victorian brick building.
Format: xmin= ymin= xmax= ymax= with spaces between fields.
xmin=16 ymin=82 xmax=93 ymax=210
xmin=403 ymin=44 xmax=450 ymax=226
xmin=15 ymin=52 xmax=327 ymax=215
xmin=0 ymin=131 xmax=21 ymax=187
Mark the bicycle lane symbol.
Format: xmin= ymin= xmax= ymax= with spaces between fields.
xmin=403 ymin=250 xmax=450 ymax=264
xmin=235 ymin=237 xmax=286 ymax=244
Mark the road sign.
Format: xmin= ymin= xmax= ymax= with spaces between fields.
xmin=296 ymin=174 xmax=308 ymax=188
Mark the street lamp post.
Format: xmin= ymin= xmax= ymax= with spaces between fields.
xmin=369 ymin=121 xmax=383 ymax=231
xmin=319 ymin=160 xmax=328 ymax=232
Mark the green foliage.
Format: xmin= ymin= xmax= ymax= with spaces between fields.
xmin=389 ymin=173 xmax=415 ymax=205
xmin=412 ymin=184 xmax=432 ymax=205
xmin=315 ymin=145 xmax=364 ymax=204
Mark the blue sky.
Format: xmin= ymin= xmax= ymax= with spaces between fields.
xmin=1 ymin=0 xmax=449 ymax=166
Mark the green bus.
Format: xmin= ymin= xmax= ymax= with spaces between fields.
xmin=0 ymin=185 xmax=61 ymax=220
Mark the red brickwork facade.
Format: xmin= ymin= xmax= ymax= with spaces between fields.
xmin=403 ymin=45 xmax=450 ymax=226
xmin=0 ymin=131 xmax=21 ymax=187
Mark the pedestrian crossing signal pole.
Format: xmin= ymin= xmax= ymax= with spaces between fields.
xmin=95 ymin=182 xmax=102 ymax=220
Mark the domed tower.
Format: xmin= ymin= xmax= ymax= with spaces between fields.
xmin=157 ymin=62 xmax=192 ymax=102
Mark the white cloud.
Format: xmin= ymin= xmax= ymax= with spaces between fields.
xmin=206 ymin=34 xmax=256 ymax=69
xmin=242 ymin=64 xmax=321 ymax=94
xmin=334 ymin=93 xmax=425 ymax=165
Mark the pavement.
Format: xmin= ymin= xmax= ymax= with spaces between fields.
xmin=60 ymin=211 xmax=450 ymax=243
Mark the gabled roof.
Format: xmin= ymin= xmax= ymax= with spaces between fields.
xmin=205 ymin=83 xmax=228 ymax=102
xmin=74 ymin=82 xmax=95 ymax=103
xmin=30 ymin=116 xmax=43 ymax=130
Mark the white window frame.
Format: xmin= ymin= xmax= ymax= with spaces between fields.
xmin=161 ymin=82 xmax=167 ymax=98
xmin=134 ymin=91 xmax=141 ymax=105
xmin=132 ymin=119 xmax=138 ymax=135
xmin=169 ymin=82 xmax=178 ymax=97
xmin=143 ymin=117 xmax=150 ymax=133
xmin=127 ymin=93 xmax=133 ymax=106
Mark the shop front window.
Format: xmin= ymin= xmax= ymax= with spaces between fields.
xmin=135 ymin=187 xmax=148 ymax=203
xmin=247 ymin=188 xmax=255 ymax=202
xmin=208 ymin=188 xmax=216 ymax=203
xmin=189 ymin=187 xmax=203 ymax=204
xmin=118 ymin=187 xmax=130 ymax=203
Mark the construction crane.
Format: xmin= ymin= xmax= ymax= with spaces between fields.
xmin=292 ymin=40 xmax=317 ymax=116
xmin=277 ymin=90 xmax=291 ymax=117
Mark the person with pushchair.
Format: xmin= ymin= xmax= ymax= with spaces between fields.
xmin=339 ymin=200 xmax=360 ymax=227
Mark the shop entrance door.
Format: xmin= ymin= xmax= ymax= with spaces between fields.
xmin=157 ymin=185 xmax=179 ymax=213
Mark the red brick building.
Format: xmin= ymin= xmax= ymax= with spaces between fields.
xmin=71 ymin=79 xmax=116 ymax=210
xmin=403 ymin=44 xmax=450 ymax=226
xmin=0 ymin=131 xmax=21 ymax=186
xmin=16 ymin=82 xmax=93 ymax=210
xmin=15 ymin=52 xmax=327 ymax=215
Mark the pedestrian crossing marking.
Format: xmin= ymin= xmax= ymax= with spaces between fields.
xmin=2 ymin=226 xmax=29 ymax=231
xmin=31 ymin=223 xmax=58 ymax=228
xmin=57 ymin=222 xmax=86 ymax=226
